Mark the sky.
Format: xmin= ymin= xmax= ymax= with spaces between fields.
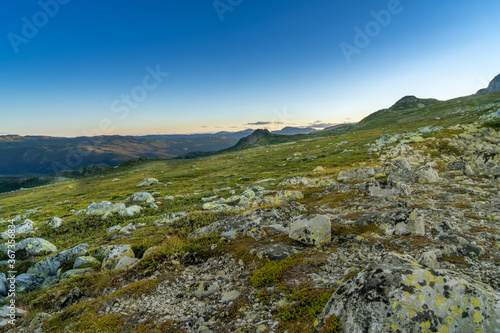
xmin=1 ymin=0 xmax=499 ymax=137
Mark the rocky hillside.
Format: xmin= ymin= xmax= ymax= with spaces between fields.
xmin=0 ymin=91 xmax=500 ymax=332
xmin=477 ymin=73 xmax=500 ymax=94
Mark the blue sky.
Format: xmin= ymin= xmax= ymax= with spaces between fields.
xmin=1 ymin=0 xmax=499 ymax=136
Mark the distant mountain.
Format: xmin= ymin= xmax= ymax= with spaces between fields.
xmin=477 ymin=73 xmax=500 ymax=94
xmin=388 ymin=95 xmax=439 ymax=111
xmin=271 ymin=126 xmax=316 ymax=135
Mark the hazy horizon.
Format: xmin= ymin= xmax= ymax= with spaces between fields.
xmin=2 ymin=1 xmax=500 ymax=136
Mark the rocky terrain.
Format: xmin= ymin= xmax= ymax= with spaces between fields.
xmin=0 ymin=86 xmax=499 ymax=332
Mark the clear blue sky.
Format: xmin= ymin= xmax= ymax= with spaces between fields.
xmin=1 ymin=0 xmax=499 ymax=136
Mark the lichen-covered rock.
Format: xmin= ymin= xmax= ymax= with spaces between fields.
xmin=0 ymin=238 xmax=57 ymax=259
xmin=338 ymin=167 xmax=375 ymax=183
xmin=358 ymin=180 xmax=412 ymax=197
xmin=85 ymin=201 xmax=126 ymax=217
xmin=201 ymin=202 xmax=243 ymax=212
xmin=316 ymin=253 xmax=500 ymax=333
xmin=118 ymin=205 xmax=142 ymax=217
xmin=251 ymin=243 xmax=304 ymax=261
xmin=1 ymin=219 xmax=34 ymax=239
xmin=356 ymin=209 xmax=425 ymax=236
xmin=101 ymin=245 xmax=135 ymax=270
xmin=27 ymin=244 xmax=89 ymax=279
xmin=127 ymin=191 xmax=155 ymax=204
xmin=136 ymin=178 xmax=159 ymax=186
xmin=16 ymin=273 xmax=38 ymax=293
xmin=279 ymin=177 xmax=312 ymax=186
xmin=289 ymin=214 xmax=331 ymax=246
xmin=0 ymin=273 xmax=7 ymax=296
xmin=73 ymin=256 xmax=100 ymax=269
xmin=60 ymin=267 xmax=95 ymax=280
xmin=446 ymin=161 xmax=473 ymax=176
xmin=275 ymin=190 xmax=304 ymax=201
xmin=189 ymin=203 xmax=306 ymax=239
xmin=414 ymin=164 xmax=440 ymax=183
xmin=46 ymin=217 xmax=63 ymax=228
xmin=114 ymin=256 xmax=139 ymax=271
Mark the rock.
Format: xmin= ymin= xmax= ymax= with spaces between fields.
xmin=0 ymin=305 xmax=27 ymax=319
xmin=289 ymin=214 xmax=331 ymax=246
xmin=358 ymin=180 xmax=412 ymax=197
xmin=0 ymin=238 xmax=57 ymax=259
xmin=46 ymin=217 xmax=63 ymax=228
xmin=446 ymin=161 xmax=473 ymax=176
xmin=113 ymin=256 xmax=139 ymax=271
xmin=414 ymin=164 xmax=440 ymax=183
xmin=356 ymin=209 xmax=425 ymax=236
xmin=418 ymin=250 xmax=441 ymax=269
xmin=316 ymin=253 xmax=500 ymax=333
xmin=337 ymin=167 xmax=375 ymax=183
xmin=1 ymin=219 xmax=34 ymax=239
xmin=251 ymin=243 xmax=304 ymax=261
xmin=164 ymin=196 xmax=175 ymax=200
xmin=275 ymin=190 xmax=304 ymax=201
xmin=128 ymin=191 xmax=155 ymax=204
xmin=118 ymin=205 xmax=142 ymax=217
xmin=85 ymin=201 xmax=126 ymax=217
xmin=189 ymin=203 xmax=306 ymax=239
xmin=29 ymin=312 xmax=51 ymax=330
xmin=459 ymin=243 xmax=484 ymax=258
xmin=27 ymin=244 xmax=89 ymax=280
xmin=279 ymin=177 xmax=311 ymax=186
xmin=202 ymin=202 xmax=243 ymax=212
xmin=106 ymin=225 xmax=121 ymax=233
xmin=60 ymin=268 xmax=94 ymax=280
xmin=313 ymin=166 xmax=325 ymax=172
xmin=155 ymin=212 xmax=187 ymax=224
xmin=16 ymin=273 xmax=37 ymax=293
xmin=409 ymin=136 xmax=424 ymax=143
xmin=136 ymin=178 xmax=159 ymax=186
xmin=73 ymin=256 xmax=100 ymax=269
xmin=55 ymin=287 xmax=85 ymax=310
xmin=388 ymin=168 xmax=417 ymax=183
xmin=220 ymin=290 xmax=240 ymax=302
xmin=0 ymin=274 xmax=7 ymax=296
xmin=101 ymin=245 xmax=135 ymax=270
xmin=194 ymin=281 xmax=220 ymax=298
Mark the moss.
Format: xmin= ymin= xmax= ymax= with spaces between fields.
xmin=317 ymin=315 xmax=343 ymax=333
xmin=251 ymin=255 xmax=305 ymax=287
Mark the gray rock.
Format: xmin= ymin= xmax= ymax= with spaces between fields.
xmin=337 ymin=167 xmax=375 ymax=183
xmin=16 ymin=273 xmax=38 ymax=293
xmin=356 ymin=209 xmax=425 ymax=236
xmin=289 ymin=214 xmax=331 ymax=246
xmin=316 ymin=252 xmax=500 ymax=333
xmin=106 ymin=225 xmax=121 ymax=233
xmin=279 ymin=177 xmax=312 ymax=186
xmin=154 ymin=212 xmax=187 ymax=224
xmin=128 ymin=191 xmax=155 ymax=204
xmin=118 ymin=205 xmax=142 ymax=217
xmin=73 ymin=256 xmax=100 ymax=269
xmin=1 ymin=219 xmax=34 ymax=239
xmin=29 ymin=312 xmax=51 ymax=330
xmin=418 ymin=250 xmax=441 ymax=269
xmin=275 ymin=190 xmax=304 ymax=201
xmin=358 ymin=180 xmax=412 ymax=197
xmin=220 ymin=290 xmax=240 ymax=302
xmin=46 ymin=217 xmax=63 ymax=228
xmin=0 ymin=238 xmax=57 ymax=259
xmin=0 ymin=305 xmax=27 ymax=319
xmin=414 ymin=164 xmax=440 ymax=183
xmin=27 ymin=244 xmax=89 ymax=279
xmin=113 ymin=256 xmax=139 ymax=271
xmin=251 ymin=243 xmax=304 ymax=261
xmin=0 ymin=274 xmax=7 ymax=296
xmin=101 ymin=245 xmax=135 ymax=270
xmin=136 ymin=178 xmax=159 ymax=186
xmin=85 ymin=201 xmax=126 ymax=217
xmin=60 ymin=267 xmax=94 ymax=280
xmin=446 ymin=161 xmax=473 ymax=176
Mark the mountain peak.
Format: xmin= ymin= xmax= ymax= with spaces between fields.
xmin=476 ymin=73 xmax=500 ymax=94
xmin=389 ymin=95 xmax=438 ymax=110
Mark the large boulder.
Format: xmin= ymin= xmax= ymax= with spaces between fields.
xmin=27 ymin=244 xmax=89 ymax=280
xmin=1 ymin=219 xmax=34 ymax=239
xmin=0 ymin=238 xmax=57 ymax=259
xmin=338 ymin=167 xmax=375 ymax=183
xmin=414 ymin=164 xmax=440 ymax=183
xmin=136 ymin=178 xmax=159 ymax=187
xmin=316 ymin=253 xmax=500 ymax=333
xmin=358 ymin=180 xmax=412 ymax=197
xmin=356 ymin=209 xmax=425 ymax=236
xmin=118 ymin=205 xmax=142 ymax=217
xmin=279 ymin=177 xmax=312 ymax=186
xmin=446 ymin=161 xmax=473 ymax=176
xmin=289 ymin=214 xmax=331 ymax=247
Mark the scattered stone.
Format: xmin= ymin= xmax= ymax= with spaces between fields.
xmin=289 ymin=214 xmax=331 ymax=246
xmin=251 ymin=243 xmax=304 ymax=261
xmin=337 ymin=167 xmax=375 ymax=183
xmin=358 ymin=180 xmax=412 ymax=197
xmin=128 ymin=191 xmax=155 ymax=204
xmin=73 ymin=256 xmax=100 ymax=269
xmin=101 ymin=245 xmax=135 ymax=270
xmin=356 ymin=209 xmax=425 ymax=236
xmin=136 ymin=178 xmax=159 ymax=187
xmin=1 ymin=219 xmax=34 ymax=239
xmin=114 ymin=256 xmax=139 ymax=271
xmin=46 ymin=217 xmax=63 ymax=228
xmin=275 ymin=190 xmax=304 ymax=201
